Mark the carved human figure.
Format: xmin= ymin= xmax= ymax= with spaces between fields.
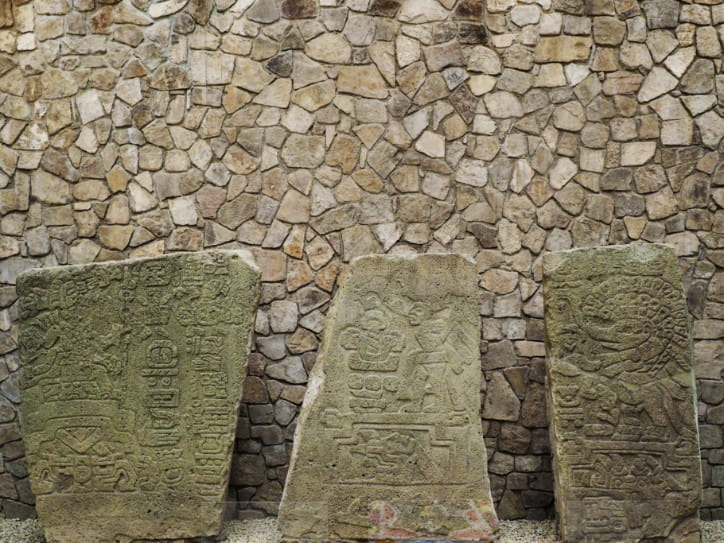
xmin=19 ymin=251 xmax=260 ymax=543
xmin=279 ymin=255 xmax=498 ymax=541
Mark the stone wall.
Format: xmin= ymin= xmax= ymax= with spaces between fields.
xmin=0 ymin=0 xmax=721 ymax=521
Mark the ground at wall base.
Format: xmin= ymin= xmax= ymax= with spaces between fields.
xmin=1 ymin=518 xmax=724 ymax=543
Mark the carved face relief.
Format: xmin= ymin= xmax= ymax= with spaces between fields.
xmin=543 ymin=245 xmax=702 ymax=543
xmin=18 ymin=251 xmax=260 ymax=542
xmin=279 ymin=255 xmax=498 ymax=541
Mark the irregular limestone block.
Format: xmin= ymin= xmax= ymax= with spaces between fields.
xmin=543 ymin=244 xmax=702 ymax=543
xmin=18 ymin=251 xmax=260 ymax=543
xmin=279 ymin=254 xmax=498 ymax=541
xmin=0 ymin=0 xmax=12 ymax=29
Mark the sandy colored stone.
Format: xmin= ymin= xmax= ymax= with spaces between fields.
xmin=292 ymin=80 xmax=335 ymax=112
xmin=341 ymin=225 xmax=383 ymax=261
xmin=280 ymin=255 xmax=499 ymax=541
xmin=128 ymin=183 xmax=157 ymax=213
xmin=337 ymin=65 xmax=389 ymax=99
xmin=637 ymin=67 xmax=678 ymax=103
xmin=149 ymin=0 xmax=188 ymax=18
xmin=398 ymin=0 xmax=448 ymax=23
xmin=282 ymin=105 xmax=314 ymax=134
xmin=695 ymin=111 xmax=724 ymax=150
xmin=232 ymin=58 xmax=274 ymax=93
xmin=326 ymin=134 xmax=361 ymax=174
xmin=253 ymin=79 xmax=292 ymax=108
xmin=543 ymin=244 xmax=702 ymax=543
xmin=456 ymin=158 xmax=488 ymax=187
xmin=549 ymin=158 xmax=578 ymax=190
xmin=483 ymin=372 xmax=521 ymax=422
xmin=190 ymin=52 xmax=235 ymax=86
xmin=40 ymin=69 xmax=78 ymax=100
xmin=246 ymin=0 xmax=280 ymax=22
xmin=423 ymin=42 xmax=464 ymax=73
xmin=276 ymin=190 xmax=310 ymax=223
xmin=552 ymin=102 xmax=585 ymax=131
xmin=76 ymin=90 xmax=105 ymax=125
xmin=511 ymin=5 xmax=541 ymax=26
xmin=593 ymin=16 xmax=626 ymax=46
xmin=535 ymin=37 xmax=592 ymax=62
xmin=414 ymin=73 xmax=449 ymax=105
xmin=97 ymin=224 xmax=133 ymax=250
xmin=396 ymin=35 xmax=421 ymax=68
xmin=305 ymin=34 xmax=351 ymax=64
xmin=415 ymin=130 xmax=445 ymax=158
xmin=621 ymin=142 xmax=656 ymax=166
xmin=0 ymin=235 xmax=19 ymax=259
xmin=484 ymin=92 xmax=523 ymax=118
xmin=535 ymin=64 xmax=567 ymax=87
xmin=289 ymin=54 xmax=325 ymax=89
xmin=468 ymin=47 xmax=501 ymax=75
xmin=281 ymin=135 xmax=325 ymax=168
xmin=30 ymin=171 xmax=70 ymax=205
xmin=19 ymin=251 xmax=260 ymax=543
xmin=223 ymin=145 xmax=260 ymax=175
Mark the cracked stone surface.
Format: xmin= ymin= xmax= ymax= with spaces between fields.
xmin=17 ymin=251 xmax=260 ymax=542
xmin=279 ymin=254 xmax=498 ymax=541
xmin=544 ymin=244 xmax=702 ymax=542
xmin=0 ymin=0 xmax=721 ymax=524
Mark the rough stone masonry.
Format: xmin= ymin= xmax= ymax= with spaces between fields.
xmin=279 ymin=254 xmax=498 ymax=541
xmin=544 ymin=244 xmax=702 ymax=543
xmin=0 ymin=0 xmax=721 ymax=522
xmin=17 ymin=250 xmax=260 ymax=542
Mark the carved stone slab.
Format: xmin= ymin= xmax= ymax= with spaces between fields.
xmin=18 ymin=250 xmax=260 ymax=543
xmin=543 ymin=244 xmax=702 ymax=543
xmin=279 ymin=254 xmax=498 ymax=541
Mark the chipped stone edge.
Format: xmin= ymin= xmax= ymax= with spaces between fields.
xmin=542 ymin=241 xmax=704 ymax=541
xmin=16 ymin=248 xmax=262 ymax=541
xmin=280 ymin=253 xmax=492 ymax=539
xmin=541 ymin=241 xmax=677 ymax=276
xmin=17 ymin=248 xmax=259 ymax=279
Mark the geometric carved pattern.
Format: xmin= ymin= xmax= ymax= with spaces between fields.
xmin=18 ymin=250 xmax=260 ymax=543
xmin=279 ymin=254 xmax=498 ymax=541
xmin=543 ymin=244 xmax=702 ymax=543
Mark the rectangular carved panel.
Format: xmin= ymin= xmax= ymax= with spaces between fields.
xmin=279 ymin=254 xmax=498 ymax=541
xmin=18 ymin=250 xmax=260 ymax=543
xmin=543 ymin=244 xmax=702 ymax=543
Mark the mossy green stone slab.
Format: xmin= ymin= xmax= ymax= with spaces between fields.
xmin=543 ymin=244 xmax=702 ymax=543
xmin=279 ymin=254 xmax=498 ymax=542
xmin=18 ymin=250 xmax=260 ymax=543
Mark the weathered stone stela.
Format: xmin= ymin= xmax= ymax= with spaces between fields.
xmin=18 ymin=250 xmax=260 ymax=543
xmin=279 ymin=254 xmax=498 ymax=541
xmin=543 ymin=244 xmax=702 ymax=543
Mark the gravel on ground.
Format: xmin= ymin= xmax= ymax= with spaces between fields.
xmin=1 ymin=518 xmax=723 ymax=542
xmin=0 ymin=519 xmax=44 ymax=543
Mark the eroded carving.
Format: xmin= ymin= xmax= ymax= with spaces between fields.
xmin=279 ymin=254 xmax=498 ymax=541
xmin=543 ymin=244 xmax=702 ymax=543
xmin=19 ymin=250 xmax=260 ymax=543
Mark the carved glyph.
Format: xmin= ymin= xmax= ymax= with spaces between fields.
xmin=543 ymin=244 xmax=702 ymax=543
xmin=18 ymin=250 xmax=260 ymax=543
xmin=279 ymin=254 xmax=498 ymax=541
